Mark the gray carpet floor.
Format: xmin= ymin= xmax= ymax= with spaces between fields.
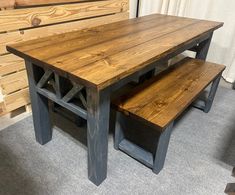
xmin=1 ymin=86 xmax=235 ymax=195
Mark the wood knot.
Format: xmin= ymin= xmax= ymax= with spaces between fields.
xmin=31 ymin=17 xmax=41 ymax=27
xmin=120 ymin=2 xmax=126 ymax=12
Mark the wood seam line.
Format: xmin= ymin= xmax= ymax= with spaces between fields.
xmin=42 ymin=18 xmax=181 ymax=61
xmin=14 ymin=14 xmax=167 ymax=52
xmin=68 ymin=20 xmax=201 ymax=73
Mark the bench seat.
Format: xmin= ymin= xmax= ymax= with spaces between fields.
xmin=113 ymin=57 xmax=225 ymax=130
xmin=113 ymin=57 xmax=225 ymax=174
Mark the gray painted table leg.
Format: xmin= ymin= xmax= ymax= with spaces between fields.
xmin=25 ymin=61 xmax=52 ymax=145
xmin=196 ymin=33 xmax=213 ymax=60
xmin=153 ymin=122 xmax=174 ymax=174
xmin=86 ymin=87 xmax=110 ymax=186
xmin=204 ymin=74 xmax=222 ymax=113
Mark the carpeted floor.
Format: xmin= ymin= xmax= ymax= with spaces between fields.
xmin=0 ymin=86 xmax=235 ymax=195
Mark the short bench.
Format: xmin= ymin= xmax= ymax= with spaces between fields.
xmin=112 ymin=57 xmax=225 ymax=174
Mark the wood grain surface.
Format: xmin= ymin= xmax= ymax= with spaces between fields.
xmin=0 ymin=54 xmax=25 ymax=76
xmin=0 ymin=0 xmax=128 ymax=32
xmin=0 ymin=70 xmax=28 ymax=95
xmin=7 ymin=14 xmax=223 ymax=90
xmin=0 ymin=0 xmax=105 ymax=8
xmin=113 ymin=58 xmax=225 ymax=129
xmin=0 ymin=12 xmax=128 ymax=54
xmin=4 ymin=87 xmax=30 ymax=112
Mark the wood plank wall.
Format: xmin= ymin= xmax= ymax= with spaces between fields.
xmin=0 ymin=0 xmax=129 ymax=115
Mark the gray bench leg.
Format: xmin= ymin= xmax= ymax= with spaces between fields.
xmin=114 ymin=112 xmax=124 ymax=150
xmin=114 ymin=112 xmax=174 ymax=174
xmin=203 ymin=74 xmax=222 ymax=113
xmin=193 ymin=74 xmax=222 ymax=113
xmin=153 ymin=122 xmax=174 ymax=174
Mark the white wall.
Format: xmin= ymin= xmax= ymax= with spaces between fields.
xmin=129 ymin=0 xmax=137 ymax=18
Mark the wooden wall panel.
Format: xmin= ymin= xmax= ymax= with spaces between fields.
xmin=0 ymin=12 xmax=129 ymax=54
xmin=0 ymin=0 xmax=128 ymax=32
xmin=0 ymin=0 xmax=105 ymax=8
xmin=0 ymin=54 xmax=25 ymax=76
xmin=0 ymin=70 xmax=28 ymax=95
xmin=0 ymin=0 xmax=15 ymax=8
xmin=4 ymin=88 xmax=30 ymax=112
xmin=0 ymin=0 xmax=129 ymax=115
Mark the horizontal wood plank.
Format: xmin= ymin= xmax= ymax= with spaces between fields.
xmin=0 ymin=12 xmax=129 ymax=54
xmin=0 ymin=70 xmax=28 ymax=95
xmin=114 ymin=58 xmax=225 ymax=129
xmin=0 ymin=0 xmax=15 ymax=8
xmin=0 ymin=0 xmax=128 ymax=32
xmin=13 ymin=15 xmax=191 ymax=64
xmin=9 ymin=13 xmax=161 ymax=53
xmin=15 ymin=0 xmax=105 ymax=7
xmin=0 ymin=54 xmax=25 ymax=76
xmin=46 ymin=18 xmax=196 ymax=71
xmin=4 ymin=87 xmax=30 ymax=112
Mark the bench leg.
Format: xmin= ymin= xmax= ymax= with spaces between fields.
xmin=114 ymin=112 xmax=125 ymax=150
xmin=153 ymin=122 xmax=174 ymax=174
xmin=204 ymin=74 xmax=222 ymax=113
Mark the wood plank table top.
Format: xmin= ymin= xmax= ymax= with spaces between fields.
xmin=7 ymin=14 xmax=223 ymax=90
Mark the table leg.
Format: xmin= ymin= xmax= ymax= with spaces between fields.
xmin=25 ymin=61 xmax=52 ymax=145
xmin=86 ymin=87 xmax=110 ymax=186
xmin=196 ymin=33 xmax=213 ymax=60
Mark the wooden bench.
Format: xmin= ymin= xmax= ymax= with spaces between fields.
xmin=113 ymin=57 xmax=225 ymax=174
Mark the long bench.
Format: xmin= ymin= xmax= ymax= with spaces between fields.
xmin=112 ymin=57 xmax=225 ymax=174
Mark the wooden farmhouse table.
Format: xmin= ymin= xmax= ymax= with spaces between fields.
xmin=7 ymin=14 xmax=223 ymax=186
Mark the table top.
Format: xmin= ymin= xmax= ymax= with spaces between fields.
xmin=7 ymin=14 xmax=223 ymax=90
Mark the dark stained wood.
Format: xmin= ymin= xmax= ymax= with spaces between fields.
xmin=113 ymin=58 xmax=226 ymax=129
xmin=7 ymin=14 xmax=223 ymax=90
